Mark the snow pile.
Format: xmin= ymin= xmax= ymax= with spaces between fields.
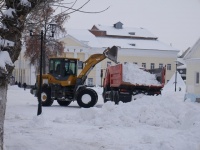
xmin=67 ymin=92 xmax=200 ymax=150
xmin=122 ymin=63 xmax=161 ymax=86
xmin=0 ymin=51 xmax=14 ymax=70
xmin=162 ymin=71 xmax=186 ymax=92
xmin=75 ymin=94 xmax=199 ymax=129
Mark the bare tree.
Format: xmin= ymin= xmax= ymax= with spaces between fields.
xmin=24 ymin=3 xmax=66 ymax=73
xmin=0 ymin=0 xmax=109 ymax=149
xmin=23 ymin=0 xmax=109 ymax=74
xmin=0 ymin=1 xmax=65 ymax=149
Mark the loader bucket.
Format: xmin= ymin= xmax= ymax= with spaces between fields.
xmin=103 ymin=46 xmax=118 ymax=64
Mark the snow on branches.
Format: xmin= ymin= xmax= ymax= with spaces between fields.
xmin=3 ymin=8 xmax=16 ymax=18
xmin=20 ymin=0 xmax=31 ymax=7
xmin=0 ymin=51 xmax=14 ymax=76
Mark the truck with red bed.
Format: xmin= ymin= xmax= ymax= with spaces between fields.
xmin=102 ymin=63 xmax=166 ymax=104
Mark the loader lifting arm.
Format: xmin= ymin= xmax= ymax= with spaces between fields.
xmin=75 ymin=46 xmax=118 ymax=89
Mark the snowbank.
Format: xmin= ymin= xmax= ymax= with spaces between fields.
xmin=5 ymin=85 xmax=200 ymax=150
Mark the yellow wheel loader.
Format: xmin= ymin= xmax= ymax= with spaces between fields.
xmin=31 ymin=46 xmax=118 ymax=108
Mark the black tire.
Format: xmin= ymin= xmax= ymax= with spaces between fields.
xmin=76 ymin=88 xmax=98 ymax=108
xmin=39 ymin=86 xmax=54 ymax=106
xmin=102 ymin=88 xmax=107 ymax=103
xmin=57 ymin=100 xmax=71 ymax=106
xmin=114 ymin=91 xmax=119 ymax=105
xmin=110 ymin=90 xmax=114 ymax=102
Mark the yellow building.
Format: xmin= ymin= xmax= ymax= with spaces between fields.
xmin=59 ymin=22 xmax=179 ymax=86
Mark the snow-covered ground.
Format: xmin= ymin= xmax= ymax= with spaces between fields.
xmin=4 ymin=81 xmax=200 ymax=150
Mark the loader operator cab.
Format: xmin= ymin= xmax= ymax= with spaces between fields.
xmin=49 ymin=58 xmax=78 ymax=79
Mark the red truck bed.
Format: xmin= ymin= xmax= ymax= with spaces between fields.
xmin=102 ymin=64 xmax=166 ymax=103
xmin=104 ymin=64 xmax=165 ymax=89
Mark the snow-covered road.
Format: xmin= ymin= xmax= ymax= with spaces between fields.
xmin=4 ymin=85 xmax=200 ymax=150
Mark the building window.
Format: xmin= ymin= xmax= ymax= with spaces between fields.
xmin=150 ymin=63 xmax=155 ymax=69
xmin=133 ymin=62 xmax=137 ymax=64
xmin=159 ymin=63 xmax=163 ymax=68
xmin=78 ymin=61 xmax=83 ymax=69
xmin=88 ymin=78 xmax=93 ymax=86
xmin=196 ymin=72 xmax=199 ymax=84
xmin=142 ymin=63 xmax=146 ymax=68
xmin=124 ymin=62 xmax=127 ymax=64
xmin=107 ymin=61 xmax=111 ymax=67
xmin=167 ymin=64 xmax=171 ymax=70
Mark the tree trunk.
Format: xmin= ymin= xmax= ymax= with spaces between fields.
xmin=0 ymin=1 xmax=54 ymax=149
xmin=0 ymin=79 xmax=8 ymax=150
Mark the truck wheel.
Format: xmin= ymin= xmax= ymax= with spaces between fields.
xmin=103 ymin=93 xmax=107 ymax=103
xmin=103 ymin=87 xmax=112 ymax=103
xmin=57 ymin=100 xmax=71 ymax=106
xmin=102 ymin=88 xmax=108 ymax=103
xmin=114 ymin=91 xmax=119 ymax=105
xmin=110 ymin=90 xmax=114 ymax=102
xmin=76 ymin=88 xmax=98 ymax=108
xmin=39 ymin=87 xmax=54 ymax=106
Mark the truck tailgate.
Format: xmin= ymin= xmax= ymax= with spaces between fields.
xmin=109 ymin=64 xmax=123 ymax=87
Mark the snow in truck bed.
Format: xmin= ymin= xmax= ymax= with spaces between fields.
xmin=122 ymin=63 xmax=161 ymax=86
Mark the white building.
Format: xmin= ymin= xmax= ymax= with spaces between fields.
xmin=12 ymin=46 xmax=36 ymax=86
xmin=184 ymin=37 xmax=200 ymax=102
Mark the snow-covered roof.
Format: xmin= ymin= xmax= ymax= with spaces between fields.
xmin=64 ymin=29 xmax=178 ymax=51
xmin=66 ymin=29 xmax=101 ymax=47
xmin=184 ymin=37 xmax=200 ymax=59
xmin=94 ymin=24 xmax=157 ymax=38
xmin=96 ymin=37 xmax=178 ymax=51
xmin=177 ymin=58 xmax=186 ymax=68
xmin=177 ymin=64 xmax=186 ymax=69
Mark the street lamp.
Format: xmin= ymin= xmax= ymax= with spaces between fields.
xmin=28 ymin=22 xmax=57 ymax=116
xmin=175 ymin=60 xmax=178 ymax=92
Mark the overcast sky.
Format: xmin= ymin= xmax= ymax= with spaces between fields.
xmin=64 ymin=0 xmax=200 ymax=51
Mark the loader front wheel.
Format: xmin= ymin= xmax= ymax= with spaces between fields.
xmin=40 ymin=86 xmax=54 ymax=106
xmin=76 ymin=88 xmax=98 ymax=108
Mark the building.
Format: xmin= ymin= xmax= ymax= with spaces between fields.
xmin=12 ymin=46 xmax=36 ymax=86
xmin=184 ymin=37 xmax=200 ymax=102
xmin=60 ymin=22 xmax=179 ymax=86
xmin=176 ymin=48 xmax=191 ymax=81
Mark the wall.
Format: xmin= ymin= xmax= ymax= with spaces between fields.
xmin=13 ymin=49 xmax=36 ymax=86
xmin=185 ymin=59 xmax=200 ymax=102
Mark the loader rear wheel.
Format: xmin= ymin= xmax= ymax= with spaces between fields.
xmin=40 ymin=86 xmax=54 ymax=106
xmin=57 ymin=100 xmax=71 ymax=106
xmin=76 ymin=88 xmax=98 ymax=108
